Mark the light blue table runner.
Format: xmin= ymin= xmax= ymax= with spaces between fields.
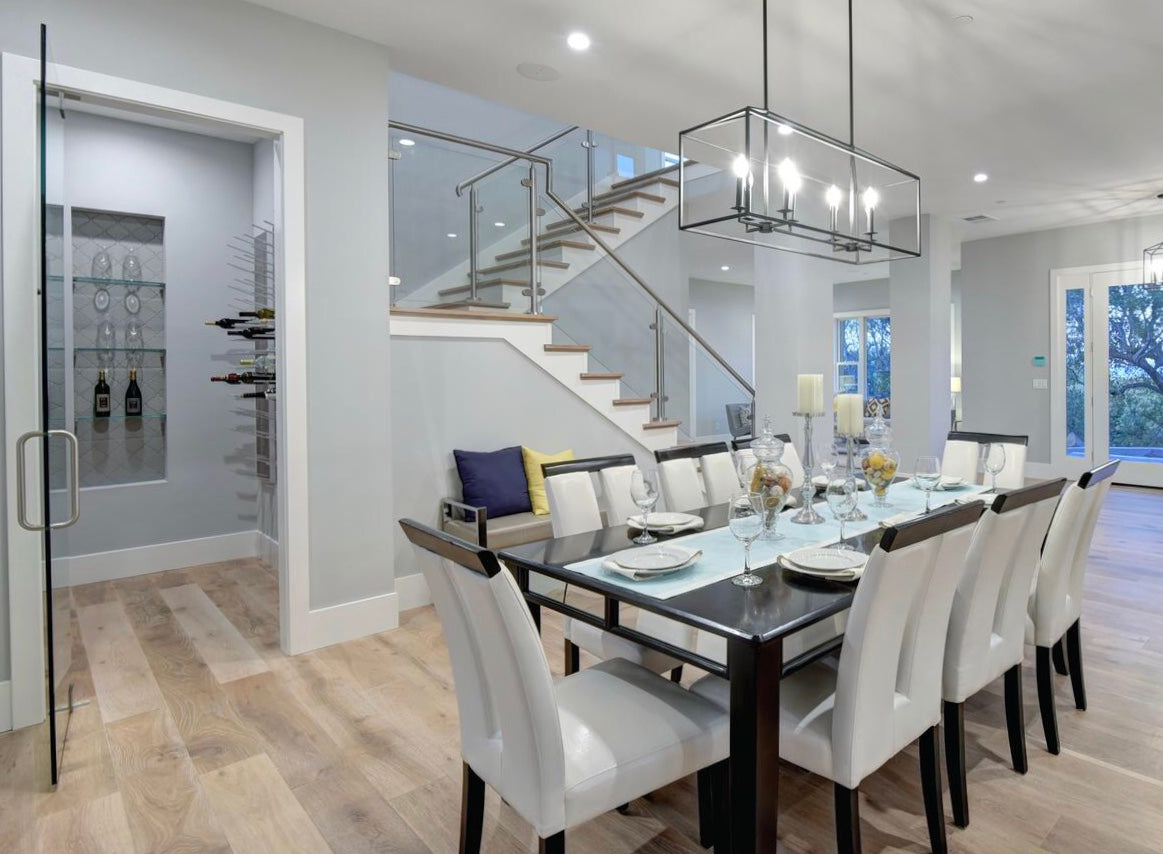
xmin=563 ymin=482 xmax=989 ymax=599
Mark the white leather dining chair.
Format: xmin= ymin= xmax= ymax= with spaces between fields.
xmin=693 ymin=501 xmax=987 ymax=854
xmin=542 ymin=457 xmax=696 ymax=681
xmin=399 ymin=519 xmax=731 ymax=854
xmin=655 ymin=442 xmax=730 ymax=512
xmin=1028 ymin=460 xmax=1119 ymax=755
xmin=941 ymin=479 xmax=1065 ymax=827
xmin=941 ymin=431 xmax=1028 ymax=489
xmin=597 ymin=463 xmax=638 ymax=525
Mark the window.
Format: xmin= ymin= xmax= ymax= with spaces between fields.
xmin=661 ymin=151 xmax=681 ymax=168
xmin=616 ymin=153 xmax=636 ymax=178
xmin=834 ymin=312 xmax=892 ymax=402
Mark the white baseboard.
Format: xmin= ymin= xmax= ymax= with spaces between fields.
xmin=258 ymin=532 xmax=279 ymax=568
xmin=51 ymin=530 xmax=261 ymax=588
xmin=0 ymin=681 xmax=11 ymax=732
xmin=395 ymin=572 xmax=431 ymax=612
xmin=305 ymin=591 xmax=398 ymax=650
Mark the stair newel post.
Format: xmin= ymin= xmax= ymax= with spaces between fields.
xmin=525 ymin=164 xmax=541 ymax=314
xmin=468 ymin=186 xmax=480 ymax=303
xmin=652 ymin=306 xmax=666 ymax=421
xmin=584 ymin=130 xmax=596 ymax=223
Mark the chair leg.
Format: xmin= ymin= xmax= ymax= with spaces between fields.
xmin=460 ymin=762 xmax=485 ymax=854
xmin=1036 ymin=645 xmax=1061 ymax=755
xmin=1065 ymin=619 xmax=1087 ymax=711
xmin=710 ymin=759 xmax=731 ymax=854
xmin=538 ymin=831 xmax=565 ymax=854
xmin=670 ymin=665 xmax=684 ymax=683
xmin=697 ymin=768 xmax=715 ymax=848
xmin=834 ymin=784 xmax=862 ymax=854
xmin=1051 ymin=639 xmax=1069 ymax=675
xmin=943 ymin=701 xmax=969 ymax=828
xmin=919 ymin=725 xmax=948 ymax=853
xmin=564 ymin=640 xmax=580 ymax=676
xmin=1003 ymin=663 xmax=1029 ymax=774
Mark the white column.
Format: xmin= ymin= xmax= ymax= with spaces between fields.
xmin=889 ymin=214 xmax=953 ymax=467
xmin=753 ymin=248 xmax=835 ymax=439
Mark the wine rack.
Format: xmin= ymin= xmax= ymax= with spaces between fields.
xmin=211 ymin=222 xmax=276 ymax=483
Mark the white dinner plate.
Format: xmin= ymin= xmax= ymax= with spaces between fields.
xmin=778 ymin=555 xmax=865 ymax=582
xmin=626 ymin=512 xmax=702 ymax=530
xmin=783 ymin=546 xmax=867 ymax=572
xmin=611 ymin=544 xmax=699 ymax=572
xmin=812 ymin=475 xmax=870 ymax=490
xmin=936 ymin=475 xmax=966 ymax=490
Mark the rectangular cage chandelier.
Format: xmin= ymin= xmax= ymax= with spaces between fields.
xmin=678 ymin=0 xmax=921 ymax=265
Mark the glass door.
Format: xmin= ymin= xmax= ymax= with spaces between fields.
xmin=1053 ymin=264 xmax=1163 ymax=487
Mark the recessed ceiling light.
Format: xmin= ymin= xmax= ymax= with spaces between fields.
xmin=953 ymin=14 xmax=974 ymax=25
xmin=777 ymin=124 xmax=794 ymax=136
xmin=721 ymin=265 xmax=731 ymax=271
xmin=566 ymin=31 xmax=591 ymax=51
xmin=447 ymin=233 xmax=457 ymax=238
xmin=398 ymin=138 xmax=415 ymax=147
xmin=494 ymin=221 xmax=505 ymax=227
xmin=973 ymin=172 xmax=989 ymax=183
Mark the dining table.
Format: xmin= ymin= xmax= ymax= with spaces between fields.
xmin=499 ymin=479 xmax=989 ymax=854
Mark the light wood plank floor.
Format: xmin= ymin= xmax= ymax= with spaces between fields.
xmin=3 ymin=486 xmax=1163 ymax=852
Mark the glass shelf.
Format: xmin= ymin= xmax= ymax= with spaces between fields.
xmin=50 ymin=347 xmax=167 ymax=354
xmin=50 ymin=274 xmax=166 ymax=289
xmin=76 ymin=413 xmax=166 ymax=423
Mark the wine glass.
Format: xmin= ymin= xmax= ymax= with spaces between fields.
xmin=818 ymin=445 xmax=839 ymax=485
xmin=728 ymin=491 xmax=765 ymax=587
xmin=630 ymin=468 xmax=660 ymax=545
xmin=825 ymin=478 xmax=858 ymax=548
xmin=96 ymin=319 xmax=115 ymax=368
xmin=91 ymin=248 xmax=112 ymax=279
xmin=124 ymin=320 xmax=145 ymax=369
xmin=981 ymin=444 xmax=1006 ymax=493
xmin=122 ymin=250 xmax=143 ymax=282
xmin=914 ymin=455 xmax=941 ymax=513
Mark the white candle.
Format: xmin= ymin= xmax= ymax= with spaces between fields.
xmin=796 ymin=374 xmax=824 ymax=415
xmin=837 ymin=393 xmax=864 ymax=436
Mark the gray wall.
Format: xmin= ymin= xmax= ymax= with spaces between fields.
xmin=690 ymin=279 xmax=754 ymax=436
xmin=834 ymin=278 xmax=890 ymax=314
xmin=391 ymin=336 xmax=654 ymax=580
xmin=0 ymin=0 xmax=392 ymax=615
xmin=961 ymin=213 xmax=1163 ymax=463
xmin=49 ymin=112 xmax=257 ymax=561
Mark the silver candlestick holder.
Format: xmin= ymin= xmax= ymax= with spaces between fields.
xmin=842 ymin=434 xmax=868 ymax=521
xmin=790 ymin=411 xmax=825 ymax=524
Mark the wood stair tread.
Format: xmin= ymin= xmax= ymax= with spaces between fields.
xmin=580 ymin=372 xmax=623 ymax=380
xmin=612 ymin=397 xmax=652 ymax=406
xmin=437 ymin=278 xmax=526 ymax=297
xmin=609 ymin=164 xmax=681 ymax=192
xmin=476 ymin=258 xmax=569 ymax=276
xmin=391 ymin=307 xmax=557 ymax=323
xmin=642 ymin=419 xmax=682 ymax=430
xmin=585 ymin=189 xmax=667 ymax=209
xmin=543 ymin=220 xmax=620 ymax=236
xmin=423 ymin=299 xmax=510 ymax=311
xmin=499 ymin=239 xmax=595 ymax=260
xmin=544 ymin=344 xmax=591 ymax=353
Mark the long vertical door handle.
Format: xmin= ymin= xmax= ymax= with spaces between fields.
xmin=15 ymin=430 xmax=46 ymax=531
xmin=48 ymin=429 xmax=80 ymax=529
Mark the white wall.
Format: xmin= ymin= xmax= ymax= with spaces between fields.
xmin=961 ymin=213 xmax=1163 ymax=463
xmin=690 ymin=278 xmax=754 ymax=436
xmin=834 ymin=278 xmax=890 ymax=314
xmin=391 ymin=336 xmax=655 ymax=580
xmin=47 ymin=112 xmax=257 ymax=565
xmin=0 ymin=0 xmax=392 ymax=619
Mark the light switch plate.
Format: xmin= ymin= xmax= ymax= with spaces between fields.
xmin=1032 ymin=378 xmax=1049 ymax=390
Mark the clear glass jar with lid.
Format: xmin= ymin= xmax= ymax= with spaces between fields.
xmin=860 ymin=415 xmax=900 ymax=508
xmin=743 ymin=419 xmax=794 ymax=539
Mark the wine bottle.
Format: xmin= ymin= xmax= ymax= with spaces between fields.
xmin=211 ymin=372 xmax=275 ymax=385
xmin=93 ymin=370 xmax=112 ymax=418
xmin=125 ymin=369 xmax=143 ymax=417
xmin=239 ymin=308 xmax=275 ymax=320
xmin=227 ymin=327 xmax=275 ymax=340
xmin=204 ymin=317 xmax=273 ymax=329
xmin=240 ymin=389 xmax=276 ymax=400
xmin=239 ymin=355 xmax=274 ymax=372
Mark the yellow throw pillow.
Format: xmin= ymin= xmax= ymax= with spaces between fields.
xmin=522 ymin=446 xmax=575 ymax=515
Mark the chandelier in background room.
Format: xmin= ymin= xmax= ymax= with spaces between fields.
xmin=1144 ymin=193 xmax=1163 ymax=284
xmin=678 ymin=0 xmax=922 ymax=264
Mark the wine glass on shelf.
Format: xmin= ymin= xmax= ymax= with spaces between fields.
xmin=825 ymin=478 xmax=858 ymax=549
xmin=981 ymin=444 xmax=1006 ymax=493
xmin=728 ymin=492 xmax=765 ymax=587
xmin=630 ymin=468 xmax=660 ymax=545
xmin=91 ymin=248 xmax=112 ymax=279
xmin=914 ymin=455 xmax=941 ymax=513
xmin=122 ymin=249 xmax=143 ymax=282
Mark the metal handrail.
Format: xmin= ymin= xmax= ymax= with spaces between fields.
xmin=387 ymin=120 xmax=756 ymax=400
xmin=454 ymin=124 xmax=580 ymax=197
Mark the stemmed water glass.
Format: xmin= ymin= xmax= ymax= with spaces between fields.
xmin=915 ymin=455 xmax=941 ymax=513
xmin=825 ymin=478 xmax=858 ymax=549
xmin=981 ymin=444 xmax=1006 ymax=493
xmin=630 ymin=468 xmax=660 ymax=545
xmin=728 ymin=491 xmax=766 ymax=587
xmin=818 ymin=445 xmax=839 ymax=485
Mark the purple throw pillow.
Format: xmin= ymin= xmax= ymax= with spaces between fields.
xmin=453 ymin=446 xmax=532 ymax=518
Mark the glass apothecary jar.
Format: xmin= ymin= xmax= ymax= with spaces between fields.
xmin=743 ymin=421 xmax=794 ymax=538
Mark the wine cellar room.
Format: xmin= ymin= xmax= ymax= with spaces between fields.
xmin=44 ymin=101 xmax=281 ymax=599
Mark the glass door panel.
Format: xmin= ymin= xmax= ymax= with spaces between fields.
xmin=1104 ymin=280 xmax=1163 ymax=481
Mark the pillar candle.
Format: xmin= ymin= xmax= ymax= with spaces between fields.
xmin=837 ymin=393 xmax=864 ymax=436
xmin=796 ymin=374 xmax=824 ymax=415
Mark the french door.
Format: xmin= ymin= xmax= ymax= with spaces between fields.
xmin=1052 ymin=263 xmax=1163 ymax=487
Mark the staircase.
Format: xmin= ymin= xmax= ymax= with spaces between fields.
xmin=421 ymin=167 xmax=680 ymax=311
xmin=389 ymin=307 xmax=681 ymax=450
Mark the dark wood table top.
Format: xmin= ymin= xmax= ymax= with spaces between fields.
xmin=500 ymin=504 xmax=885 ymax=647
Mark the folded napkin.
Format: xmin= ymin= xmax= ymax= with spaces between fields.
xmin=777 ymin=554 xmax=864 ymax=582
xmin=879 ymin=510 xmax=922 ymax=528
xmin=955 ymin=493 xmax=992 ymax=506
xmin=626 ymin=515 xmax=705 ymax=534
xmin=602 ymin=547 xmax=703 ymax=580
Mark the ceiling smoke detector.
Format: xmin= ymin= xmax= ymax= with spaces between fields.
xmin=962 ymin=214 xmax=998 ymax=223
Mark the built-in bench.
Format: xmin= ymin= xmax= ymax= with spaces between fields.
xmin=439 ymin=498 xmax=553 ymax=549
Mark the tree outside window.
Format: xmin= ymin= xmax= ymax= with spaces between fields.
xmin=835 ymin=313 xmax=892 ymax=402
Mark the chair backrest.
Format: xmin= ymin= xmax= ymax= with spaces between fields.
xmin=398 ymin=519 xmax=566 ymax=834
xmin=597 ymin=464 xmax=638 ymax=525
xmin=701 ymin=451 xmax=742 ymax=506
xmin=941 ymin=431 xmax=1029 ymax=488
xmin=654 ymin=442 xmax=729 ymax=512
xmin=1031 ymin=460 xmax=1118 ymax=645
xmin=943 ymin=479 xmax=1066 ymax=703
xmin=832 ymin=501 xmax=986 ymax=790
xmin=542 ymin=455 xmax=635 ymax=538
xmin=725 ymin=402 xmax=754 ymax=438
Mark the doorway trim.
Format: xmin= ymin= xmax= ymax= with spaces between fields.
xmin=2 ymin=53 xmax=311 ymax=729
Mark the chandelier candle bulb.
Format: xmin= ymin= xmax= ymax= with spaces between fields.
xmin=797 ymin=374 xmax=825 ymax=415
xmin=732 ymin=154 xmax=752 ymax=212
xmin=837 ymin=393 xmax=864 ymax=436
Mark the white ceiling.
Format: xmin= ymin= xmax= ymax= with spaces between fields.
xmin=247 ymin=0 xmax=1163 ymax=242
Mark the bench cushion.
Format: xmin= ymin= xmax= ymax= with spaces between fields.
xmin=444 ymin=510 xmax=554 ymax=550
